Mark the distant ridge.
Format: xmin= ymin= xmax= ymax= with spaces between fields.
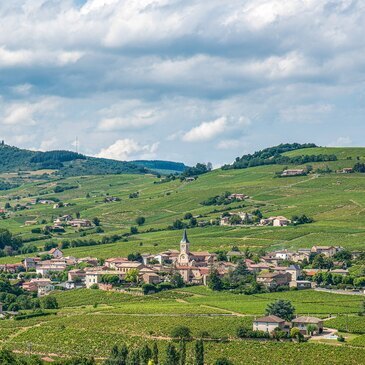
xmin=0 ymin=144 xmax=186 ymax=176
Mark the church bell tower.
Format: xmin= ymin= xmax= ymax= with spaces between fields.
xmin=178 ymin=229 xmax=190 ymax=265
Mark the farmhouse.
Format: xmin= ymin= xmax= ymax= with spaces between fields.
xmin=260 ymin=216 xmax=290 ymax=227
xmin=49 ymin=247 xmax=63 ymax=258
xmin=257 ymin=272 xmax=291 ymax=288
xmin=311 ymin=246 xmax=342 ymax=257
xmin=228 ymin=193 xmax=249 ymax=201
xmin=289 ymin=280 xmax=312 ymax=290
xmin=292 ymin=316 xmax=323 ymax=334
xmin=68 ymin=219 xmax=92 ymax=228
xmin=281 ymin=169 xmax=305 ymax=177
xmin=253 ymin=315 xmax=286 ymax=333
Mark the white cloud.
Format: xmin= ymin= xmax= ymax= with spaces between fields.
xmin=329 ymin=136 xmax=352 ymax=147
xmin=96 ymin=138 xmax=159 ymax=160
xmin=217 ymin=139 xmax=241 ymax=150
xmin=183 ymin=117 xmax=227 ymax=142
xmin=2 ymin=98 xmax=59 ymax=126
xmin=280 ymin=103 xmax=333 ymax=124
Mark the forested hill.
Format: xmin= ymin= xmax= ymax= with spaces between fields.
xmin=132 ymin=160 xmax=187 ymax=173
xmin=0 ymin=144 xmax=184 ymax=176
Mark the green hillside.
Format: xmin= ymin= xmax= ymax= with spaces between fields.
xmin=0 ymin=144 xmax=186 ymax=177
xmin=1 ymin=145 xmax=365 ymax=263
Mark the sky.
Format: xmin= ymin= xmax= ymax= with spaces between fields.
xmin=0 ymin=0 xmax=365 ymax=166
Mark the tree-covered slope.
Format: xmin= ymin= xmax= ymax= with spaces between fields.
xmin=0 ymin=144 xmax=185 ymax=176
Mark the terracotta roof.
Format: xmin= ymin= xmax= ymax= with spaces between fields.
xmin=292 ymin=316 xmax=322 ymax=324
xmin=254 ymin=315 xmax=285 ymax=323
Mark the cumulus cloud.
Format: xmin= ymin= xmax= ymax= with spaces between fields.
xmin=0 ymin=1 xmax=364 ymax=164
xmin=96 ymin=138 xmax=159 ymax=160
xmin=183 ymin=117 xmax=227 ymax=142
xmin=2 ymin=98 xmax=59 ymax=126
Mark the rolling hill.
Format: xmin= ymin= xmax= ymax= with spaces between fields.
xmin=1 ymin=145 xmax=365 ymax=264
xmin=0 ymin=144 xmax=186 ymax=176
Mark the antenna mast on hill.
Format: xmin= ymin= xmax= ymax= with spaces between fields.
xmin=75 ymin=136 xmax=79 ymax=154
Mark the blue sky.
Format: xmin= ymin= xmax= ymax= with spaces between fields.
xmin=0 ymin=0 xmax=364 ymax=166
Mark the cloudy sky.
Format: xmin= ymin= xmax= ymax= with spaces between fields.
xmin=0 ymin=0 xmax=364 ymax=166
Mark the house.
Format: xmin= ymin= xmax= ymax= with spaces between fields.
xmin=311 ymin=246 xmax=342 ymax=258
xmin=259 ymin=216 xmax=290 ymax=227
xmin=253 ymin=315 xmax=286 ymax=333
xmin=292 ymin=316 xmax=323 ymax=335
xmin=228 ymin=193 xmax=249 ymax=201
xmin=104 ymin=257 xmax=129 ymax=269
xmin=292 ymin=249 xmax=311 ymax=262
xmin=85 ymin=270 xmax=123 ymax=288
xmin=257 ymin=272 xmax=291 ymax=288
xmin=68 ymin=269 xmax=86 ymax=282
xmin=281 ymin=169 xmax=305 ymax=177
xmin=274 ymin=250 xmax=292 ymax=260
xmin=285 ymin=265 xmax=302 ymax=281
xmin=76 ymin=257 xmax=99 ymax=266
xmin=23 ymin=279 xmax=54 ymax=296
xmin=330 ymin=269 xmax=349 ymax=276
xmin=339 ymin=168 xmax=353 ymax=174
xmin=25 ymin=220 xmax=38 ymax=226
xmin=289 ymin=280 xmax=312 ymax=290
xmin=0 ymin=264 xmax=22 ymax=273
xmin=22 ymin=257 xmax=41 ymax=271
xmin=115 ymin=261 xmax=144 ymax=273
xmin=54 ymin=215 xmax=73 ymax=224
xmin=141 ymin=272 xmax=161 ymax=284
xmin=36 ymin=261 xmax=67 ymax=277
xmin=68 ymin=219 xmax=92 ymax=228
xmin=226 ymin=251 xmax=245 ymax=261
xmin=273 ymin=216 xmax=291 ymax=227
xmin=185 ymin=177 xmax=195 ymax=182
xmin=49 ymin=248 xmax=63 ymax=258
xmin=38 ymin=200 xmax=54 ymax=205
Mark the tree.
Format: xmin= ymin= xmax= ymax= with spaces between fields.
xmin=184 ymin=213 xmax=193 ymax=220
xmin=215 ymin=359 xmax=233 ymax=365
xmin=207 ymin=269 xmax=223 ymax=291
xmin=136 ymin=217 xmax=146 ymax=226
xmin=171 ymin=326 xmax=191 ymax=340
xmin=41 ymin=296 xmax=58 ymax=309
xmin=140 ymin=344 xmax=152 ymax=365
xmin=76 ymin=211 xmax=81 ymax=219
xmin=130 ymin=226 xmax=138 ymax=234
xmin=126 ymin=349 xmax=140 ymax=365
xmin=165 ymin=343 xmax=179 ymax=365
xmin=125 ymin=269 xmax=139 ymax=284
xmin=172 ymin=220 xmax=184 ymax=230
xmin=265 ymin=300 xmax=295 ymax=321
xmin=170 ymin=272 xmax=184 ymax=288
xmin=306 ymin=324 xmax=318 ymax=335
xmin=92 ymin=217 xmax=101 ymax=226
xmin=152 ymin=342 xmax=159 ymax=365
xmin=290 ymin=327 xmax=304 ymax=342
xmin=179 ymin=340 xmax=186 ymax=365
xmin=194 ymin=339 xmax=204 ymax=365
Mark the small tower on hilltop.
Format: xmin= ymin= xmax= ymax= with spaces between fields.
xmin=178 ymin=229 xmax=191 ymax=266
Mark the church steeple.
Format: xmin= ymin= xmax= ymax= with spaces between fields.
xmin=181 ymin=229 xmax=190 ymax=244
xmin=178 ymin=229 xmax=190 ymax=265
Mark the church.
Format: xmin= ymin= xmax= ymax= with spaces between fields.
xmin=176 ymin=229 xmax=216 ymax=271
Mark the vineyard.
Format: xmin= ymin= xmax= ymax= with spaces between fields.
xmin=1 ymin=288 xmax=365 ymax=363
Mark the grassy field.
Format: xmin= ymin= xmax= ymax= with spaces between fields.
xmin=2 ymin=147 xmax=365 ymax=265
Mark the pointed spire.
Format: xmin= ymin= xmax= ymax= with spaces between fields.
xmin=180 ymin=229 xmax=190 ymax=243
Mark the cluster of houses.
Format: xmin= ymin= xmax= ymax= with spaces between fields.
xmin=220 ymin=213 xmax=291 ymax=227
xmin=281 ymin=169 xmax=306 ymax=177
xmin=53 ymin=214 xmax=92 ymax=229
xmin=253 ymin=315 xmax=324 ymax=336
xmin=0 ymin=228 xmax=348 ymax=297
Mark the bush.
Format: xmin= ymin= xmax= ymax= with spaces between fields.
xmin=171 ymin=326 xmax=191 ymax=340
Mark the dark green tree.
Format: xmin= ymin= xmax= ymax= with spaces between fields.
xmin=165 ymin=343 xmax=179 ymax=365
xmin=265 ymin=300 xmax=295 ymax=321
xmin=152 ymin=342 xmax=159 ymax=365
xmin=207 ymin=269 xmax=223 ymax=291
xmin=194 ymin=339 xmax=204 ymax=365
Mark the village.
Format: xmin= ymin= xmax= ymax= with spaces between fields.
xmin=0 ymin=229 xmax=355 ymax=298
